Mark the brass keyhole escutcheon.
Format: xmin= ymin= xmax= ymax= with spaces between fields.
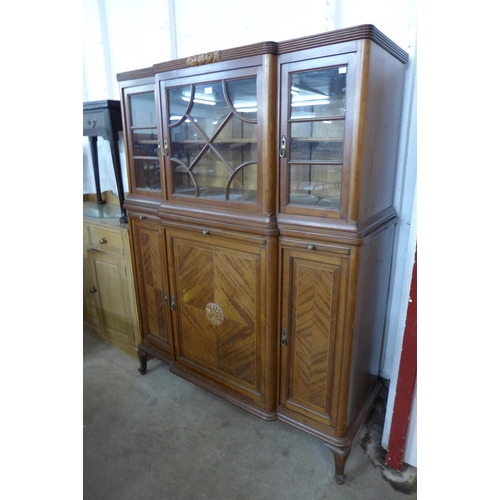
xmin=281 ymin=328 xmax=287 ymax=346
xmin=279 ymin=135 xmax=287 ymax=158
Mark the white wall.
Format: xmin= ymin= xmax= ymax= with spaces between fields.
xmin=83 ymin=0 xmax=417 ymax=467
xmin=172 ymin=0 xmax=329 ymax=57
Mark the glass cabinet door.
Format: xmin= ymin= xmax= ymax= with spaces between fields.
xmin=280 ymin=56 xmax=353 ymax=217
xmin=164 ymin=75 xmax=258 ymax=203
xmin=124 ymin=86 xmax=162 ymax=194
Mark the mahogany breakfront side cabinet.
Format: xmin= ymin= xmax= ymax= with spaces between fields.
xmin=117 ymin=24 xmax=408 ymax=484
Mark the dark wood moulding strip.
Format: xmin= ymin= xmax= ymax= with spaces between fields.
xmin=117 ymin=25 xmax=408 ymax=82
xmin=117 ymin=66 xmax=154 ymax=82
xmin=151 ymin=41 xmax=278 ymax=74
xmin=219 ymin=40 xmax=278 ymax=60
xmin=277 ymin=24 xmax=409 ymax=64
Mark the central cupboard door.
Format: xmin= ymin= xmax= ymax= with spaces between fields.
xmin=278 ymin=241 xmax=351 ymax=434
xmin=166 ymin=227 xmax=277 ymax=419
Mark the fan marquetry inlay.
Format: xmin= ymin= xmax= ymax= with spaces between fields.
xmin=205 ymin=302 xmax=224 ymax=326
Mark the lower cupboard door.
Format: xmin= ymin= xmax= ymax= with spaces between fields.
xmin=131 ymin=219 xmax=171 ymax=353
xmin=170 ymin=233 xmax=267 ymax=404
xmin=279 ymin=246 xmax=350 ymax=429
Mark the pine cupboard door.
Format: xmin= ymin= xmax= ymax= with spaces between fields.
xmin=166 ymin=226 xmax=277 ymax=418
xmin=129 ymin=216 xmax=172 ymax=356
xmin=87 ymin=248 xmax=137 ymax=351
xmin=278 ymin=241 xmax=351 ymax=433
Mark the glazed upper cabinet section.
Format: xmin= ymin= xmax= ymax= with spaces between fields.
xmin=122 ymin=83 xmax=163 ymax=197
xmin=159 ymin=64 xmax=271 ymax=211
xmin=279 ymin=53 xmax=356 ymax=219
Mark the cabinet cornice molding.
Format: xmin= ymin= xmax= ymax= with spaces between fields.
xmin=277 ymin=24 xmax=409 ymax=64
xmin=116 ymin=25 xmax=407 ymax=83
xmin=116 ymin=66 xmax=154 ymax=82
xmin=152 ymin=41 xmax=278 ymax=74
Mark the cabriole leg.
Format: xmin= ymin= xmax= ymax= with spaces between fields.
xmin=138 ymin=348 xmax=148 ymax=375
xmin=324 ymin=442 xmax=352 ymax=485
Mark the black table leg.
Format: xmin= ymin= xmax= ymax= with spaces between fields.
xmin=89 ymin=136 xmax=104 ymax=205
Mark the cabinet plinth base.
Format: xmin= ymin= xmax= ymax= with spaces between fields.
xmin=169 ymin=363 xmax=277 ymax=422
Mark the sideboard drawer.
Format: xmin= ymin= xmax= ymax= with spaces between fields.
xmin=83 ymin=111 xmax=106 ymax=134
xmin=88 ymin=225 xmax=124 ymax=255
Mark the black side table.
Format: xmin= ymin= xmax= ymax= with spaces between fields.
xmin=83 ymin=100 xmax=127 ymax=223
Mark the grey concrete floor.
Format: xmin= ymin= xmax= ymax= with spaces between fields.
xmin=83 ymin=332 xmax=417 ymax=499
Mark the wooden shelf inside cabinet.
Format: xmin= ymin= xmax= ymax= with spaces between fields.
xmin=292 ymin=138 xmax=343 ymax=142
xmin=175 ymin=139 xmax=257 ymax=145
